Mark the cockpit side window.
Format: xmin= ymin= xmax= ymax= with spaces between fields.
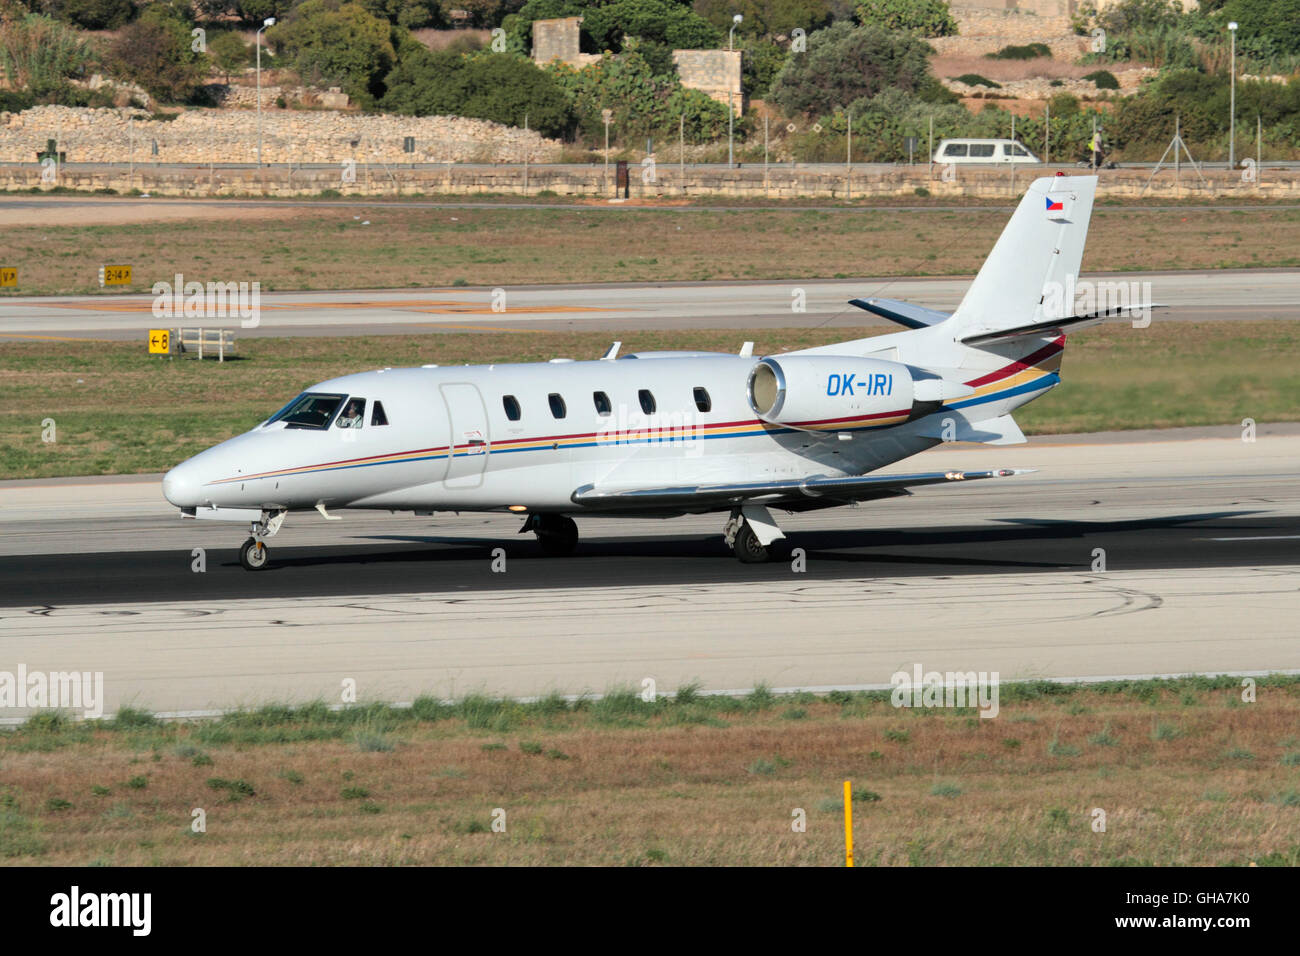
xmin=268 ymin=392 xmax=347 ymax=430
xmin=336 ymin=397 xmax=365 ymax=429
xmin=371 ymin=400 xmax=388 ymax=426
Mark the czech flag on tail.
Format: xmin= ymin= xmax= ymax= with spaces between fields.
xmin=1044 ymin=191 xmax=1072 ymax=222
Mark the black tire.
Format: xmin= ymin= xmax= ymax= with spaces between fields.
xmin=732 ymin=521 xmax=770 ymax=563
xmin=239 ymin=536 xmax=269 ymax=571
xmin=536 ymin=515 xmax=578 ymax=557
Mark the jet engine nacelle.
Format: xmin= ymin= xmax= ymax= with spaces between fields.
xmin=747 ymin=355 xmax=916 ymax=431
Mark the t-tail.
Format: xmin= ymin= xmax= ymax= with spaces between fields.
xmin=950 ymin=174 xmax=1099 ymax=345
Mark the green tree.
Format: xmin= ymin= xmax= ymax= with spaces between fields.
xmin=1215 ymin=0 xmax=1300 ymax=57
xmin=236 ymin=0 xmax=289 ymax=28
xmin=693 ymin=0 xmax=833 ymax=39
xmin=268 ymin=0 xmax=396 ymax=105
xmin=210 ymin=31 xmax=250 ymax=82
xmin=360 ymin=0 xmax=442 ymax=29
xmin=548 ymin=50 xmax=731 ymax=143
xmin=45 ymin=0 xmax=136 ymax=30
xmin=507 ymin=0 xmax=720 ymax=55
xmin=0 ymin=13 xmax=93 ymax=102
xmin=110 ymin=7 xmax=208 ymax=103
xmin=854 ymin=0 xmax=956 ymax=37
xmin=741 ymin=37 xmax=788 ymax=98
xmin=381 ymin=47 xmax=573 ymax=138
xmin=769 ymin=20 xmax=931 ymax=116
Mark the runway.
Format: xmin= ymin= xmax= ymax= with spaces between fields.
xmin=1 ymin=428 xmax=1297 ymax=716
xmin=1 ymin=269 xmax=1298 ymax=339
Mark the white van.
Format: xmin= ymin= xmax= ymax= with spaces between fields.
xmin=932 ymin=138 xmax=1040 ymax=164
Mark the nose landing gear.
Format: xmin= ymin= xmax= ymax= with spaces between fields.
xmin=239 ymin=536 xmax=270 ymax=570
xmin=238 ymin=508 xmax=286 ymax=571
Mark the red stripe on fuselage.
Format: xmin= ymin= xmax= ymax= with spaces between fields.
xmin=964 ymin=336 xmax=1065 ymax=388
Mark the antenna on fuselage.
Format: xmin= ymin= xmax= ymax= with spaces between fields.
xmin=601 ymin=341 xmax=622 ymax=360
xmin=738 ymin=341 xmax=754 ymax=357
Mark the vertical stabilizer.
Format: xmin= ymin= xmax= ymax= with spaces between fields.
xmin=950 ymin=175 xmax=1097 ymax=339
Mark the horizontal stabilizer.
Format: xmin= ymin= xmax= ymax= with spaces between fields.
xmin=961 ymin=303 xmax=1165 ymax=346
xmin=918 ymin=414 xmax=1027 ymax=445
xmin=849 ymin=297 xmax=950 ymax=330
xmin=571 ymin=468 xmax=1034 ymax=511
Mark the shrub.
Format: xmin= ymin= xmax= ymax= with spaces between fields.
xmin=695 ymin=0 xmax=832 ymax=38
xmin=546 ymin=50 xmax=729 ymax=144
xmin=770 ymin=21 xmax=933 ymax=117
xmin=269 ymin=0 xmax=396 ymax=107
xmin=855 ymin=0 xmax=957 ymax=37
xmin=1083 ymin=69 xmax=1120 ymax=89
xmin=953 ymin=73 xmax=1000 ymax=88
xmin=507 ymin=0 xmax=720 ymax=55
xmin=381 ymin=48 xmax=573 ymax=139
xmin=0 ymin=14 xmax=94 ymax=103
xmin=48 ymin=0 xmax=136 ymax=30
xmin=358 ymin=0 xmax=441 ymax=29
xmin=110 ymin=9 xmax=209 ymax=104
xmin=986 ymin=42 xmax=1051 ymax=60
xmin=210 ymin=32 xmax=251 ymax=83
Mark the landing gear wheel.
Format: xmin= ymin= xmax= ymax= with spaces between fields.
xmin=732 ymin=521 xmax=770 ymax=563
xmin=535 ymin=515 xmax=579 ymax=557
xmin=239 ymin=536 xmax=270 ymax=571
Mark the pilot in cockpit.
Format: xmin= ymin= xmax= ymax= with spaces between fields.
xmin=336 ymin=399 xmax=364 ymax=429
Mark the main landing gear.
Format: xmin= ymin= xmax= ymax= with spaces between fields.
xmin=722 ymin=504 xmax=786 ymax=563
xmin=239 ymin=508 xmax=286 ymax=571
xmin=522 ymin=513 xmax=579 ymax=556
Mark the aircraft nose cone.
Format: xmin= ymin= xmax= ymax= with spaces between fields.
xmin=162 ymin=464 xmax=201 ymax=508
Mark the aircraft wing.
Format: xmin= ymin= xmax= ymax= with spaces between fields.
xmin=571 ymin=468 xmax=1033 ymax=512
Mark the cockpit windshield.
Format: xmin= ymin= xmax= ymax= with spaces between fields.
xmin=265 ymin=392 xmax=347 ymax=430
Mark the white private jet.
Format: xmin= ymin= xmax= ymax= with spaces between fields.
xmin=164 ymin=175 xmax=1136 ymax=569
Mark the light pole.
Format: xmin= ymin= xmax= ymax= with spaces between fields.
xmin=728 ymin=14 xmax=742 ymax=167
xmin=1228 ymin=20 xmax=1238 ymax=169
xmin=257 ymin=17 xmax=276 ymax=167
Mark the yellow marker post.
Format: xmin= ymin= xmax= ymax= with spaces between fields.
xmin=0 ymin=267 xmax=16 ymax=288
xmin=844 ymin=780 xmax=854 ymax=867
xmin=147 ymin=329 xmax=170 ymax=354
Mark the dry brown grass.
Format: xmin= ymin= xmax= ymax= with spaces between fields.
xmin=2 ymin=683 xmax=1298 ymax=865
xmin=0 ymin=205 xmax=1298 ymax=297
xmin=933 ymin=54 xmax=1103 ymax=83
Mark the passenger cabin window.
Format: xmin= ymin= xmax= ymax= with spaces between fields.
xmin=268 ymin=392 xmax=347 ymax=430
xmin=593 ymin=391 xmax=612 ymax=416
xmin=970 ymin=143 xmax=995 ymax=158
xmin=503 ymin=395 xmax=522 ymax=421
xmin=548 ymin=393 xmax=567 ymax=419
xmin=370 ymin=400 xmax=388 ymax=426
xmin=336 ymin=397 xmax=365 ymax=429
xmin=943 ymin=143 xmax=968 ymax=157
xmin=638 ymin=389 xmax=656 ymax=414
xmin=693 ymin=387 xmax=711 ymax=413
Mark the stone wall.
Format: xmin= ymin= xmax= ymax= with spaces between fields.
xmin=533 ymin=16 xmax=585 ymax=65
xmin=3 ymin=159 xmax=1289 ymax=201
xmin=530 ymin=16 xmax=600 ymax=68
xmin=0 ymin=106 xmax=564 ymax=165
xmin=673 ymin=50 xmax=743 ymax=115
